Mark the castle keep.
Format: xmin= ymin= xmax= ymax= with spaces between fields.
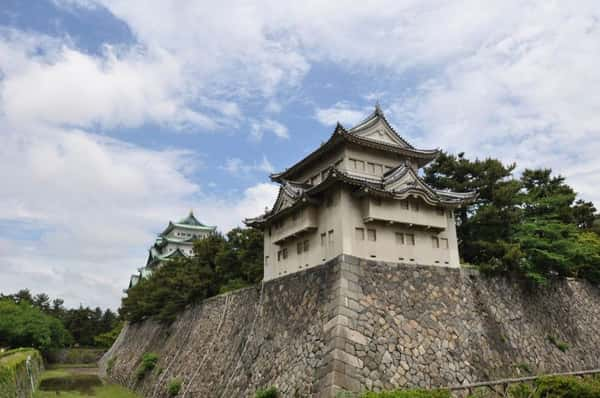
xmin=128 ymin=211 xmax=216 ymax=287
xmin=246 ymin=105 xmax=476 ymax=280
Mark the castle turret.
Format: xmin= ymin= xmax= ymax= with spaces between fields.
xmin=245 ymin=105 xmax=476 ymax=280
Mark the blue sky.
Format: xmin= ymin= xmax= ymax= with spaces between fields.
xmin=1 ymin=1 xmax=599 ymax=309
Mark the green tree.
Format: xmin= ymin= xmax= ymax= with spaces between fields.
xmin=121 ymin=255 xmax=216 ymax=323
xmin=121 ymin=227 xmax=264 ymax=323
xmin=424 ymin=151 xmax=522 ymax=265
xmin=572 ymin=199 xmax=597 ymax=230
xmin=425 ymin=153 xmax=600 ymax=285
xmin=0 ymin=299 xmax=72 ymax=352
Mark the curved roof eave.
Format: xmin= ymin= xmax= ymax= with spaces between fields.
xmin=270 ymin=126 xmax=439 ymax=183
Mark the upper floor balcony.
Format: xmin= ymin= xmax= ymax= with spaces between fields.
xmin=362 ymin=197 xmax=448 ymax=230
xmin=272 ymin=206 xmax=318 ymax=245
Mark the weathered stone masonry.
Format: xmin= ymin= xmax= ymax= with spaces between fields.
xmin=101 ymin=255 xmax=600 ymax=397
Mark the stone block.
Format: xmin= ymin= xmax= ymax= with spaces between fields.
xmin=331 ymin=348 xmax=364 ymax=368
xmin=323 ymin=314 xmax=351 ymax=332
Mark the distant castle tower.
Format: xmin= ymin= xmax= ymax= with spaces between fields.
xmin=129 ymin=210 xmax=216 ymax=287
xmin=245 ymin=105 xmax=476 ymax=280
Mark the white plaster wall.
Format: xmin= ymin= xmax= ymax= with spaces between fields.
xmin=263 ymin=188 xmax=344 ymax=280
xmin=263 ymin=186 xmax=461 ymax=281
xmin=291 ymin=148 xmax=344 ymax=184
xmin=340 ymin=188 xmax=459 ymax=267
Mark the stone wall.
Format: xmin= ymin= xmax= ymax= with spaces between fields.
xmin=101 ymin=255 xmax=600 ymax=397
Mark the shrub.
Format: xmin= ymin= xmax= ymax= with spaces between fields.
xmin=255 ymin=386 xmax=279 ymax=398
xmin=547 ymin=335 xmax=570 ymax=352
xmin=508 ymin=383 xmax=534 ymax=398
xmin=360 ymin=389 xmax=451 ymax=398
xmin=106 ymin=357 xmax=116 ymax=374
xmin=515 ymin=362 xmax=533 ymax=374
xmin=93 ymin=322 xmax=123 ymax=348
xmin=168 ymin=378 xmax=182 ymax=397
xmin=534 ymin=375 xmax=600 ymax=398
xmin=135 ymin=352 xmax=159 ymax=380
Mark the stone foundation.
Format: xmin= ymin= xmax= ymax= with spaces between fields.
xmin=101 ymin=255 xmax=600 ymax=397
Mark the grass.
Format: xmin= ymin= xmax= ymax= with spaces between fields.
xmin=0 ymin=348 xmax=43 ymax=397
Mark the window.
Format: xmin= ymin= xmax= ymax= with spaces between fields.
xmin=375 ymin=164 xmax=383 ymax=175
xmin=282 ymin=248 xmax=288 ymax=259
xmin=349 ymin=158 xmax=357 ymax=169
xmin=321 ymin=233 xmax=326 ymax=246
xmin=441 ymin=238 xmax=449 ymax=249
xmin=367 ymin=229 xmax=376 ymax=242
xmin=367 ymin=162 xmax=376 ymax=174
xmin=277 ymin=250 xmax=282 ymax=261
xmin=297 ymin=242 xmax=303 ymax=254
xmin=303 ymin=240 xmax=309 ymax=252
xmin=395 ymin=232 xmax=405 ymax=245
xmin=432 ymin=236 xmax=440 ymax=248
xmin=406 ymin=233 xmax=415 ymax=246
xmin=355 ymin=227 xmax=365 ymax=240
xmin=436 ymin=208 xmax=445 ymax=216
xmin=356 ymin=160 xmax=365 ymax=171
xmin=265 ymin=256 xmax=269 ymax=266
xmin=328 ymin=230 xmax=334 ymax=245
xmin=400 ymin=200 xmax=409 ymax=210
xmin=292 ymin=212 xmax=298 ymax=221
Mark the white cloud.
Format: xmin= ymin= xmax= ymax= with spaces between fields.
xmin=222 ymin=156 xmax=275 ymax=175
xmin=250 ymin=119 xmax=289 ymax=140
xmin=0 ymin=118 xmax=278 ymax=308
xmin=382 ymin=4 xmax=600 ymax=203
xmin=0 ymin=31 xmax=218 ymax=131
xmin=315 ymin=102 xmax=367 ymax=127
xmin=3 ymin=0 xmax=600 ymax=308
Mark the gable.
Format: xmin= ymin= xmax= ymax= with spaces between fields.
xmin=384 ymin=167 xmax=434 ymax=197
xmin=351 ymin=119 xmax=407 ymax=147
xmin=271 ymin=188 xmax=298 ymax=214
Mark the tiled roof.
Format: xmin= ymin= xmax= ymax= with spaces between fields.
xmin=270 ymin=106 xmax=439 ymax=183
xmin=245 ymin=164 xmax=477 ymax=227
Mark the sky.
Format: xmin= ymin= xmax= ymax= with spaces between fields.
xmin=1 ymin=1 xmax=599 ymax=309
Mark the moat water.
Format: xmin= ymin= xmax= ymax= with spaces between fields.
xmin=39 ymin=373 xmax=102 ymax=394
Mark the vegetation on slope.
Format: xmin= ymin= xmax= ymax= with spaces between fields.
xmin=0 ymin=348 xmax=43 ymax=398
xmin=424 ymin=153 xmax=600 ymax=285
xmin=352 ymin=375 xmax=600 ymax=397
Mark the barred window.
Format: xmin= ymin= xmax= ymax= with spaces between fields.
xmin=395 ymin=232 xmax=404 ymax=245
xmin=367 ymin=229 xmax=376 ymax=242
xmin=355 ymin=227 xmax=365 ymax=240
